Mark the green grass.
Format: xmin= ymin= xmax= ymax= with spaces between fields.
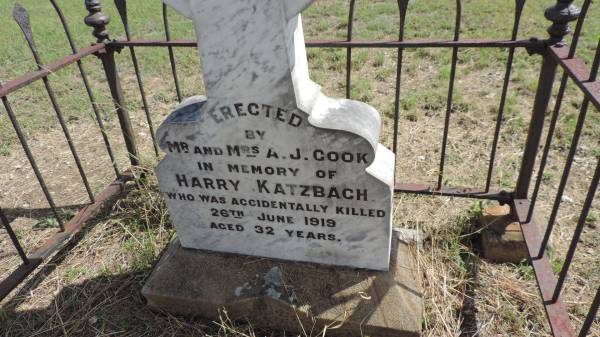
xmin=0 ymin=144 xmax=10 ymax=157
xmin=64 ymin=266 xmax=87 ymax=282
xmin=516 ymin=260 xmax=535 ymax=280
xmin=32 ymin=209 xmax=75 ymax=230
xmin=586 ymin=212 xmax=598 ymax=226
xmin=0 ymin=0 xmax=200 ymax=151
xmin=350 ymin=77 xmax=373 ymax=102
xmin=0 ymin=0 xmax=598 ymax=153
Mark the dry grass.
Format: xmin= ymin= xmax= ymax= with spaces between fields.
xmin=4 ymin=169 xmax=595 ymax=337
xmin=1 ymin=169 xmax=363 ymax=337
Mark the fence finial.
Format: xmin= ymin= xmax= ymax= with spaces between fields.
xmin=84 ymin=0 xmax=110 ymax=43
xmin=545 ymin=0 xmax=580 ymax=45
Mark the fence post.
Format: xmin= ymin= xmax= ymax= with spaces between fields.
xmin=514 ymin=57 xmax=557 ymax=199
xmin=514 ymin=0 xmax=579 ymax=199
xmin=84 ymin=0 xmax=139 ymax=167
xmin=545 ymin=0 xmax=581 ymax=46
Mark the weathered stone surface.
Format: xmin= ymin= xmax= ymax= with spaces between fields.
xmin=479 ymin=205 xmax=528 ymax=263
xmin=394 ymin=227 xmax=424 ymax=248
xmin=156 ymin=0 xmax=395 ymax=270
xmin=142 ymin=231 xmax=422 ymax=337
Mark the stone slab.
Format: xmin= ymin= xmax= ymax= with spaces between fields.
xmin=479 ymin=205 xmax=528 ymax=263
xmin=142 ymin=230 xmax=422 ymax=337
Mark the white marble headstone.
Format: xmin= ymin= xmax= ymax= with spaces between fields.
xmin=156 ymin=0 xmax=395 ymax=270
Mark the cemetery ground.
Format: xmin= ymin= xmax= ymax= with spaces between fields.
xmin=0 ymin=0 xmax=598 ymax=336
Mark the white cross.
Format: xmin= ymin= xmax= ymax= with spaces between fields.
xmin=164 ymin=0 xmax=320 ymax=112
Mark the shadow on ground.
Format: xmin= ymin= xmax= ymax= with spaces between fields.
xmin=0 ymin=214 xmax=299 ymax=337
xmin=0 ymin=265 xmax=278 ymax=337
xmin=2 ymin=205 xmax=87 ymax=225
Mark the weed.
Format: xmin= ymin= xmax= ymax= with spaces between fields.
xmin=123 ymin=233 xmax=157 ymax=270
xmin=498 ymin=171 xmax=515 ymax=188
xmin=382 ymin=101 xmax=396 ymax=118
xmin=542 ymin=172 xmax=554 ymax=183
xmin=405 ymin=111 xmax=418 ymax=122
xmin=375 ymin=65 xmax=394 ymax=82
xmin=350 ymin=77 xmax=372 ymax=102
xmin=451 ymin=101 xmax=473 ymax=114
xmin=32 ymin=217 xmax=59 ymax=230
xmin=414 ymin=49 xmax=432 ymax=60
xmin=419 ymin=89 xmax=447 ymax=113
xmin=468 ymin=201 xmax=485 ymax=219
xmin=33 ymin=208 xmax=77 ymax=229
xmin=0 ymin=144 xmax=10 ymax=157
xmin=551 ymin=258 xmax=563 ymax=274
xmin=503 ymin=115 xmax=527 ymax=135
xmin=64 ymin=266 xmax=87 ymax=282
xmin=546 ymin=246 xmax=564 ymax=274
xmin=351 ymin=50 xmax=368 ymax=71
xmin=585 ymin=212 xmax=597 ymax=227
xmin=516 ymin=260 xmax=535 ymax=280
xmin=401 ymin=93 xmax=418 ymax=112
xmin=437 ymin=64 xmax=452 ymax=82
xmin=373 ymin=51 xmax=385 ymax=67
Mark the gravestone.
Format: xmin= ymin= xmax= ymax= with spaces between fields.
xmin=144 ymin=0 xmax=422 ymax=335
xmin=154 ymin=0 xmax=394 ymax=271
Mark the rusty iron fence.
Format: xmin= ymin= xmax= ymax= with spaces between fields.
xmin=0 ymin=0 xmax=598 ymax=336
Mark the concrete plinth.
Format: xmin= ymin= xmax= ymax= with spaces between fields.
xmin=479 ymin=205 xmax=528 ymax=263
xmin=142 ymin=231 xmax=422 ymax=337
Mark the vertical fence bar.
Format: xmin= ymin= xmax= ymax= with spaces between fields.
xmin=345 ymin=0 xmax=356 ymax=99
xmin=514 ymin=56 xmax=557 ymax=200
xmin=163 ymin=3 xmax=183 ymax=103
xmin=527 ymin=72 xmax=568 ymax=222
xmin=13 ymin=3 xmax=95 ymax=204
xmin=85 ymin=0 xmax=140 ymax=167
xmin=0 ymin=88 xmax=64 ymax=230
xmin=100 ymin=52 xmax=141 ymax=167
xmin=539 ymin=39 xmax=598 ymax=256
xmin=565 ymin=0 xmax=591 ymax=59
xmin=579 ymin=288 xmax=600 ymax=337
xmin=515 ymin=0 xmax=579 ymax=200
xmin=437 ymin=0 xmax=461 ymax=190
xmin=485 ymin=0 xmax=526 ymax=192
xmin=49 ymin=0 xmax=120 ymax=179
xmin=527 ymin=0 xmax=592 ymax=223
xmin=0 ymin=206 xmax=30 ymax=265
xmin=391 ymin=0 xmax=409 ymax=157
xmin=114 ymin=0 xmax=159 ymax=157
xmin=552 ymin=155 xmax=599 ymax=302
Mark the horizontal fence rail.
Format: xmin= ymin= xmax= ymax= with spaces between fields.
xmin=0 ymin=0 xmax=598 ymax=336
xmin=0 ymin=44 xmax=106 ymax=98
xmin=111 ymin=38 xmax=544 ymax=49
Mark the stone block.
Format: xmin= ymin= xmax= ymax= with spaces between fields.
xmin=142 ymin=231 xmax=422 ymax=337
xmin=479 ymin=205 xmax=528 ymax=263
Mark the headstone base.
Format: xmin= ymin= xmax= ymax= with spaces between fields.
xmin=142 ymin=230 xmax=422 ymax=337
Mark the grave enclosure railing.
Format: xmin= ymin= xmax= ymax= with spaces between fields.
xmin=0 ymin=0 xmax=598 ymax=336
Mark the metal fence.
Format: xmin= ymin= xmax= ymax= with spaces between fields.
xmin=0 ymin=0 xmax=598 ymax=336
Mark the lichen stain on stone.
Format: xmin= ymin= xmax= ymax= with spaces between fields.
xmin=165 ymin=101 xmax=206 ymax=124
xmin=234 ymin=282 xmax=253 ymax=297
xmin=233 ymin=266 xmax=297 ymax=303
